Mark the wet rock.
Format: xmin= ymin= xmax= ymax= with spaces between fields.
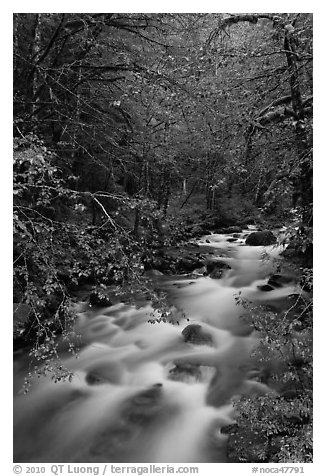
xmin=122 ymin=384 xmax=165 ymax=425
xmin=85 ymin=372 xmax=110 ymax=386
xmin=182 ymin=324 xmax=214 ymax=346
xmin=220 ymin=423 xmax=237 ymax=435
xmin=85 ymin=362 xmax=123 ymax=385
xmin=168 ymin=363 xmax=202 ymax=382
xmin=206 ymin=260 xmax=231 ymax=274
xmin=130 ymin=384 xmax=163 ymax=405
xmin=187 ymin=242 xmax=200 ymax=248
xmin=215 ymin=226 xmax=242 ymax=234
xmin=280 ymin=386 xmax=299 ymax=400
xmin=267 ymin=274 xmax=295 ymax=288
xmin=224 ymin=226 xmax=243 ymax=234
xmin=191 ymin=266 xmax=207 ymax=276
xmin=143 ymin=255 xmax=169 ymax=273
xmin=178 ymin=256 xmax=205 ymax=273
xmin=241 ymin=380 xmax=275 ymax=397
xmin=204 ymin=419 xmax=230 ymax=462
xmin=209 ymin=268 xmax=225 ymax=279
xmin=89 ymin=425 xmax=134 ymax=461
xmin=245 ymin=230 xmax=277 ymax=246
xmin=89 ymin=385 xmax=171 ymax=460
xmin=206 ymin=367 xmax=245 ymax=407
xmin=152 ymin=247 xmax=208 ymax=275
xmin=280 ymin=247 xmax=298 ymax=259
xmin=257 ymin=284 xmax=275 ymax=292
xmin=145 ymin=269 xmax=165 ymax=277
xmin=89 ymin=292 xmax=113 ymax=307
xmin=188 ymin=224 xmax=212 ymax=237
xmin=206 ymin=260 xmax=231 ymax=279
xmin=243 ymin=216 xmax=257 ymax=225
xmin=227 ymin=237 xmax=238 ymax=243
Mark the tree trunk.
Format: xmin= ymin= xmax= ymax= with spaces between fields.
xmin=92 ymin=200 xmax=97 ymax=225
xmin=13 ymin=14 xmax=20 ymax=73
xmin=72 ymin=64 xmax=82 ymax=161
xmin=31 ymin=14 xmax=42 ymax=124
xmin=284 ymin=28 xmax=312 ymax=225
xmin=133 ymin=206 xmax=140 ymax=237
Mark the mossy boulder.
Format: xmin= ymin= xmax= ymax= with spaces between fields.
xmin=245 ymin=230 xmax=277 ymax=246
xmin=182 ymin=324 xmax=214 ymax=346
xmin=206 ymin=260 xmax=232 ymax=279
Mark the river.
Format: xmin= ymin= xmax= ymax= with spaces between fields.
xmin=13 ymin=226 xmax=301 ymax=463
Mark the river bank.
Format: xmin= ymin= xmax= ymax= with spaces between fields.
xmin=14 ymin=221 xmax=312 ymax=463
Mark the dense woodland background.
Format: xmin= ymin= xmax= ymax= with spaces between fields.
xmin=13 ymin=13 xmax=313 ymax=463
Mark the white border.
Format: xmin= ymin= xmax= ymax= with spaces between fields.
xmin=4 ymin=3 xmax=324 ymax=473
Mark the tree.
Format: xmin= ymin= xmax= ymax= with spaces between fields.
xmin=205 ymin=13 xmax=312 ymax=226
xmin=13 ymin=13 xmax=313 ymax=396
xmin=227 ymin=294 xmax=312 ymax=463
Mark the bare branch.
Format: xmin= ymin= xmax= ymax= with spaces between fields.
xmin=257 ymin=95 xmax=292 ymax=118
xmin=207 ymin=13 xmax=282 ymax=46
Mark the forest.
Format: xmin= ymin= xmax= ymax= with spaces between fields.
xmin=13 ymin=13 xmax=313 ymax=464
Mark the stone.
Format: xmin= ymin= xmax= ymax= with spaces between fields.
xmin=85 ymin=372 xmax=110 ymax=385
xmin=89 ymin=292 xmax=113 ymax=307
xmin=182 ymin=324 xmax=214 ymax=346
xmin=215 ymin=226 xmax=242 ymax=234
xmin=145 ymin=269 xmax=164 ymax=277
xmin=168 ymin=364 xmax=202 ymax=382
xmin=206 ymin=260 xmax=231 ymax=279
xmin=224 ymin=226 xmax=243 ymax=234
xmin=245 ymin=230 xmax=277 ymax=246
xmin=206 ymin=260 xmax=231 ymax=274
xmin=257 ymin=284 xmax=275 ymax=292
xmin=177 ymin=256 xmax=205 ymax=273
xmin=220 ymin=423 xmax=237 ymax=435
xmin=209 ymin=268 xmax=224 ymax=279
xmin=243 ymin=217 xmax=256 ymax=225
xmin=280 ymin=247 xmax=298 ymax=258
xmin=122 ymin=384 xmax=164 ymax=425
xmin=85 ymin=362 xmax=123 ymax=385
xmin=189 ymin=224 xmax=211 ymax=237
xmin=191 ymin=266 xmax=206 ymax=276
xmin=267 ymin=274 xmax=295 ymax=288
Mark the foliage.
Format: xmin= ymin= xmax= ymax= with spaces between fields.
xmin=13 ymin=133 xmax=167 ymax=385
xmin=13 ymin=13 xmax=312 ymax=224
xmin=229 ymin=291 xmax=312 ymax=463
xmin=13 ymin=13 xmax=312 ymax=419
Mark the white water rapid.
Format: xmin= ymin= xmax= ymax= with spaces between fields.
xmin=13 ymin=227 xmax=301 ymax=463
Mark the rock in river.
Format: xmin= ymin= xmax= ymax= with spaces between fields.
xmin=182 ymin=324 xmax=214 ymax=346
xmin=245 ymin=230 xmax=277 ymax=246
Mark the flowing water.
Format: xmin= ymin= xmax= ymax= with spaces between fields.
xmin=13 ymin=227 xmax=301 ymax=463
